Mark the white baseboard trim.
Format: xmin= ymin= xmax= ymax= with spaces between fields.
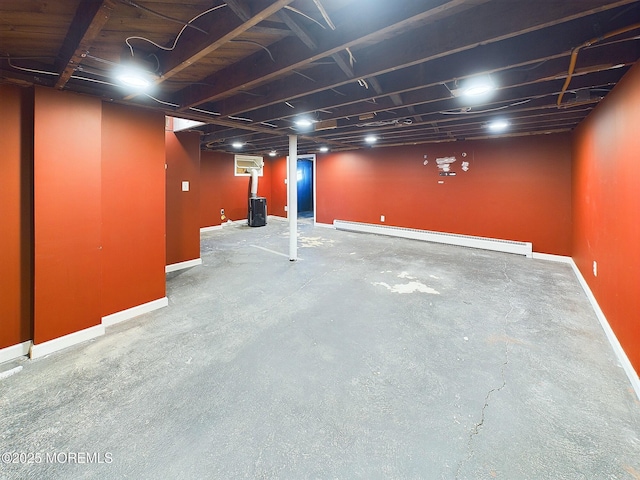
xmin=29 ymin=324 xmax=105 ymax=360
xmin=0 ymin=340 xmax=32 ymax=364
xmin=102 ymin=297 xmax=169 ymax=327
xmin=570 ymin=259 xmax=640 ymax=400
xmin=200 ymin=225 xmax=223 ymax=233
xmin=165 ymin=258 xmax=202 ymax=273
xmin=333 ymin=220 xmax=533 ymax=257
xmin=314 ymin=222 xmax=335 ymax=229
xmin=532 ymin=252 xmax=572 ymax=263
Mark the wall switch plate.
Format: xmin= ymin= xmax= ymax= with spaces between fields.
xmin=380 ymin=215 xmax=385 ymax=222
xmin=181 ymin=181 xmax=189 ymax=192
xmin=593 ymin=260 xmax=598 ymax=277
xmin=284 ymin=206 xmax=288 ymax=211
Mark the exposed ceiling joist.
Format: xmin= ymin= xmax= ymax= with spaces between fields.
xmin=54 ymin=0 xmax=118 ymax=89
xmin=178 ymin=0 xmax=484 ymax=109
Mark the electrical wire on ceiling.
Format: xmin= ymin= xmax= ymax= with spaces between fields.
xmin=557 ymin=22 xmax=640 ymax=106
xmin=311 ymin=0 xmax=336 ymax=30
xmin=284 ymin=6 xmax=326 ymax=29
xmin=5 ymin=56 xmax=124 ymax=88
xmin=5 ymin=57 xmax=59 ymax=76
xmin=189 ymin=107 xmax=221 ymax=116
xmin=346 ymin=48 xmax=356 ymax=68
xmin=228 ymin=115 xmax=253 ymax=122
xmin=143 ymin=93 xmax=179 ymax=107
xmin=439 ymin=99 xmax=531 ymax=115
xmin=120 ymin=0 xmax=209 ymax=34
xmin=230 ymin=40 xmax=275 ymax=62
xmin=125 ymin=4 xmax=227 ymax=56
xmin=293 ymin=70 xmax=316 ymax=82
xmin=356 ymin=118 xmax=413 ymax=127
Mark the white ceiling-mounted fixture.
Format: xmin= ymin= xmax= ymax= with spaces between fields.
xmin=487 ymin=119 xmax=510 ymax=132
xmin=365 ymin=135 xmax=378 ymax=144
xmin=448 ymin=74 xmax=495 ymax=98
xmin=114 ymin=57 xmax=159 ymax=90
xmin=319 ymin=146 xmax=329 ymax=153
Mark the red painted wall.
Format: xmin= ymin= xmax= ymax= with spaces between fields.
xmin=166 ymin=131 xmax=201 ymax=265
xmin=0 ymin=85 xmax=32 ymax=349
xmin=33 ymin=87 xmax=102 ymax=344
xmin=200 ymin=151 xmax=272 ymax=227
xmin=315 ymin=135 xmax=572 ymax=255
xmin=101 ymin=103 xmax=166 ymax=317
xmin=270 ymin=156 xmax=288 ymax=218
xmin=572 ymin=62 xmax=640 ymax=373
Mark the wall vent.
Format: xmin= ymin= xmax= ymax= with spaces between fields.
xmin=333 ymin=220 xmax=533 ymax=257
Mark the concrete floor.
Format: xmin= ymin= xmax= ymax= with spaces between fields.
xmin=1 ymin=218 xmax=639 ymax=479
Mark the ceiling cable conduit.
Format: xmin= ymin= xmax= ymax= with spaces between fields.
xmin=557 ymin=23 xmax=640 ymax=106
xmin=125 ymin=4 xmax=228 ymax=56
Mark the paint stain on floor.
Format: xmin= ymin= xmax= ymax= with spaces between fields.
xmin=373 ymin=281 xmax=440 ymax=295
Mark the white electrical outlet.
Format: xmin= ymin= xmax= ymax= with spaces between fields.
xmin=380 ymin=215 xmax=385 ymax=222
xmin=593 ymin=260 xmax=598 ymax=277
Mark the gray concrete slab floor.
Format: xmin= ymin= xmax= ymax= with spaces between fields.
xmin=1 ymin=218 xmax=639 ymax=479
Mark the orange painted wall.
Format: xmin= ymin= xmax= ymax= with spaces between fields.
xmin=101 ymin=103 xmax=166 ymax=317
xmin=572 ymin=62 xmax=640 ymax=373
xmin=33 ymin=87 xmax=102 ymax=344
xmin=166 ymin=131 xmax=201 ymax=265
xmin=200 ymin=151 xmax=272 ymax=227
xmin=0 ymin=85 xmax=32 ymax=349
xmin=315 ymin=135 xmax=572 ymax=255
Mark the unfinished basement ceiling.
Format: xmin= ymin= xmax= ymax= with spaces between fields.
xmin=1 ymin=0 xmax=639 ymax=155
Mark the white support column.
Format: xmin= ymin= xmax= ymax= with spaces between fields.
xmin=288 ymin=135 xmax=298 ymax=261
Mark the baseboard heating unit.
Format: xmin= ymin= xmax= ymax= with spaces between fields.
xmin=333 ymin=220 xmax=533 ymax=257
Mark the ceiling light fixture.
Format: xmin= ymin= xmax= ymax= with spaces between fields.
xmin=114 ymin=63 xmax=158 ymax=90
xmin=365 ymin=135 xmax=378 ymax=144
xmin=463 ymin=84 xmax=494 ymax=96
xmin=488 ymin=120 xmax=510 ymax=132
xmin=232 ymin=141 xmax=244 ymax=148
xmin=319 ymin=146 xmax=329 ymax=153
xmin=269 ymin=150 xmax=277 ymax=157
xmin=294 ymin=118 xmax=314 ymax=128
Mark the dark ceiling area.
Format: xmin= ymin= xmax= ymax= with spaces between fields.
xmin=2 ymin=0 xmax=639 ymax=155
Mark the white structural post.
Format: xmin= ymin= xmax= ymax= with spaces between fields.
xmin=288 ymin=135 xmax=298 ymax=261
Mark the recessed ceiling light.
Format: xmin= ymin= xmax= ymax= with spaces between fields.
xmin=269 ymin=150 xmax=277 ymax=157
xmin=319 ymin=146 xmax=329 ymax=153
xmin=232 ymin=141 xmax=244 ymax=148
xmin=488 ymin=120 xmax=509 ymax=132
xmin=365 ymin=135 xmax=378 ymax=144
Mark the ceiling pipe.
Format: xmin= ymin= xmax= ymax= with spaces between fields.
xmin=557 ymin=23 xmax=640 ymax=106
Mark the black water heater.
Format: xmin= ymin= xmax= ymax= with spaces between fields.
xmin=248 ymin=197 xmax=267 ymax=227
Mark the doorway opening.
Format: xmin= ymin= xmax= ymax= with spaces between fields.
xmin=287 ymin=154 xmax=316 ymax=222
xmin=297 ymin=158 xmax=314 ymax=219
